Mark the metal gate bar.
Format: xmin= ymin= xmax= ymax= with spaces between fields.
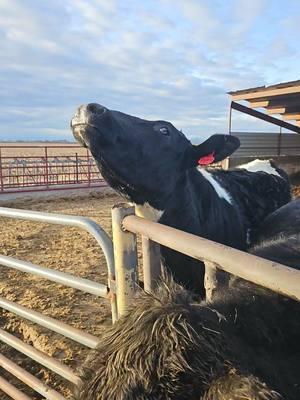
xmin=0 ymin=354 xmax=65 ymax=400
xmin=0 ymin=207 xmax=114 ymax=278
xmin=0 ymin=329 xmax=82 ymax=386
xmin=0 ymin=255 xmax=108 ymax=297
xmin=0 ymin=375 xmax=31 ymax=400
xmin=122 ymin=214 xmax=300 ymax=301
xmin=0 ymin=297 xmax=100 ymax=349
xmin=0 ymin=207 xmax=116 ymax=321
xmin=0 ymin=207 xmax=120 ymax=398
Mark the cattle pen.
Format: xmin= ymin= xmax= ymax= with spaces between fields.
xmin=0 ymin=201 xmax=300 ymax=399
xmin=0 ymin=145 xmax=105 ymax=194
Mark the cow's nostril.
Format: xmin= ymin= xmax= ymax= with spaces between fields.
xmin=87 ymin=103 xmax=106 ymax=115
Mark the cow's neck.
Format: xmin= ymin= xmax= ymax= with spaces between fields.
xmin=134 ymin=202 xmax=164 ymax=222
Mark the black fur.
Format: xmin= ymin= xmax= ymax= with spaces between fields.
xmin=75 ymin=200 xmax=300 ymax=399
xmin=75 ymin=275 xmax=299 ymax=399
xmin=71 ymin=104 xmax=291 ymax=295
xmin=250 ymin=198 xmax=300 ymax=269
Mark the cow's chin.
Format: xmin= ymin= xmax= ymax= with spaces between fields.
xmin=72 ymin=124 xmax=102 ymax=151
xmin=72 ymin=125 xmax=89 ymax=148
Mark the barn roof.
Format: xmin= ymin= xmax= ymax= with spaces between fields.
xmin=228 ymin=80 xmax=300 ymax=129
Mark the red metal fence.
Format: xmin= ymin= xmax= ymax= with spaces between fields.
xmin=0 ymin=145 xmax=106 ymax=194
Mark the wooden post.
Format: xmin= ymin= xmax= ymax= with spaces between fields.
xmin=111 ymin=204 xmax=138 ymax=318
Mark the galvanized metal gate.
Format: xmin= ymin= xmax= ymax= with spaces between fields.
xmin=0 ymin=207 xmax=116 ymax=399
xmin=111 ymin=203 xmax=300 ymax=308
xmin=1 ymin=203 xmax=300 ymax=398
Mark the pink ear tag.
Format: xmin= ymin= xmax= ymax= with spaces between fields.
xmin=197 ymin=152 xmax=215 ymax=166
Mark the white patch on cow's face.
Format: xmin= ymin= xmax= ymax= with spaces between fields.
xmin=197 ymin=167 xmax=232 ymax=204
xmin=237 ymin=159 xmax=281 ymax=177
xmin=134 ymin=203 xmax=164 ymax=222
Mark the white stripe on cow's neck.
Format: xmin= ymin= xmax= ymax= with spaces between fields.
xmin=237 ymin=159 xmax=281 ymax=177
xmin=197 ymin=167 xmax=232 ymax=204
xmin=134 ymin=203 xmax=164 ymax=222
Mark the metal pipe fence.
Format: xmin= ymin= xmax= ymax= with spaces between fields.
xmin=0 ymin=145 xmax=106 ymax=194
xmin=122 ymin=213 xmax=300 ymax=301
xmin=2 ymin=202 xmax=300 ymax=397
xmin=0 ymin=207 xmax=116 ymax=399
xmin=110 ymin=204 xmax=300 ymax=317
xmin=0 ymin=353 xmax=66 ymax=400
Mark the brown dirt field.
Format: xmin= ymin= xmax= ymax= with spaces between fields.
xmin=0 ymin=191 xmax=124 ymax=399
xmin=0 ymin=185 xmax=299 ymax=399
xmin=0 ymin=142 xmax=88 ymax=158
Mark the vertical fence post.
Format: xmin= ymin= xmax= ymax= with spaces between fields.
xmin=142 ymin=237 xmax=161 ymax=292
xmin=278 ymin=127 xmax=282 ymax=156
xmin=0 ymin=148 xmax=3 ymax=192
xmin=111 ymin=204 xmax=138 ymax=318
xmin=75 ymin=153 xmax=79 ymax=184
xmin=45 ymin=147 xmax=49 ymax=188
xmin=87 ymin=149 xmax=91 ymax=187
xmin=22 ymin=162 xmax=25 ymax=187
xmin=204 ymin=262 xmax=218 ymax=303
xmin=228 ymin=101 xmax=233 ymax=135
xmin=204 ymin=261 xmax=229 ymax=303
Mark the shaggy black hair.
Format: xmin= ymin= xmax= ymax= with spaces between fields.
xmin=75 ymin=274 xmax=298 ymax=399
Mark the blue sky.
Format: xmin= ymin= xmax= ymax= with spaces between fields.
xmin=1 ymin=0 xmax=300 ymax=142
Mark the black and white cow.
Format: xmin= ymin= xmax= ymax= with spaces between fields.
xmin=76 ymin=201 xmax=300 ymax=400
xmin=71 ymin=103 xmax=291 ymax=295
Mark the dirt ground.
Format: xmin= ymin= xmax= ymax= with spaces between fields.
xmin=0 ymin=191 xmax=124 ymax=399
xmin=0 ymin=186 xmax=299 ymax=399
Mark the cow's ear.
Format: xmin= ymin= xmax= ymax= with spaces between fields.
xmin=193 ymin=134 xmax=240 ymax=166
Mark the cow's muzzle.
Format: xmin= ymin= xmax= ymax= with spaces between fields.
xmin=71 ymin=103 xmax=107 ymax=147
xmin=71 ymin=103 xmax=107 ymax=128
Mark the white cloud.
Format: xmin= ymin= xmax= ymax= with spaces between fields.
xmin=0 ymin=0 xmax=299 ymax=142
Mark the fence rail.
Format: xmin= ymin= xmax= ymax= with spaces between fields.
xmin=0 ymin=145 xmax=105 ymax=193
xmin=0 ymin=207 xmax=116 ymax=399
xmin=111 ymin=204 xmax=300 ymax=315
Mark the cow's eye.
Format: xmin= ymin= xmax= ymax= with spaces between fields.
xmin=159 ymin=127 xmax=169 ymax=135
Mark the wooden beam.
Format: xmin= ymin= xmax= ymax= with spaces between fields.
xmin=230 ymin=101 xmax=300 ymax=134
xmin=231 ymin=85 xmax=300 ymax=101
xmin=268 ymin=106 xmax=300 ymax=115
xmin=283 ymin=113 xmax=300 ymax=121
xmin=266 ymin=107 xmax=286 ymax=115
xmin=247 ymin=95 xmax=300 ymax=110
xmin=248 ymin=100 xmax=269 ymax=108
xmin=248 ymin=95 xmax=300 ymax=109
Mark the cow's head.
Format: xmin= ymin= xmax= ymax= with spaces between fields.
xmin=71 ymin=103 xmax=239 ymax=209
